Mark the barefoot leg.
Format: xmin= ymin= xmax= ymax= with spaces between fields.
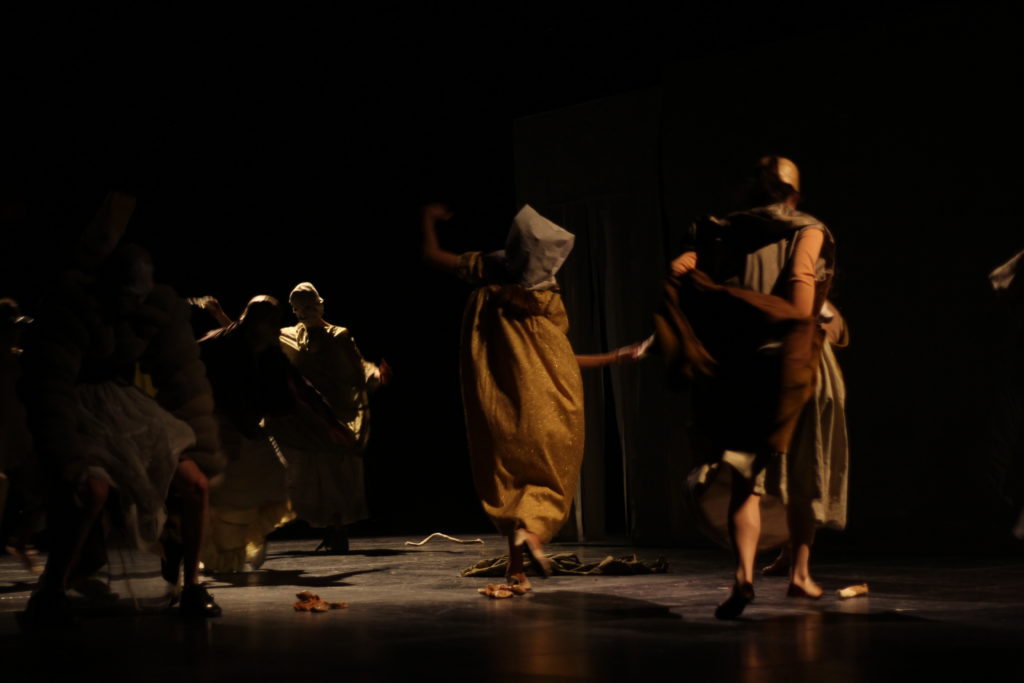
xmin=716 ymin=467 xmax=760 ymax=619
xmin=506 ymin=533 xmax=524 ymax=578
xmin=727 ymin=467 xmax=760 ymax=589
xmin=786 ymin=503 xmax=822 ymax=598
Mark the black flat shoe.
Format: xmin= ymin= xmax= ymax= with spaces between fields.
xmin=314 ymin=526 xmax=350 ymax=554
xmin=714 ymin=582 xmax=755 ymax=620
xmin=179 ymin=585 xmax=222 ymax=618
xmin=19 ymin=590 xmax=77 ymax=630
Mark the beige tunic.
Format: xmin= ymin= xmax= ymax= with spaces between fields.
xmin=685 ymin=205 xmax=849 ymax=547
xmin=277 ymin=323 xmax=378 ymax=527
xmin=458 ymin=252 xmax=585 ymax=543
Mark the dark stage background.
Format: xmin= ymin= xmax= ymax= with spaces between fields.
xmin=2 ymin=4 xmax=1022 ymax=551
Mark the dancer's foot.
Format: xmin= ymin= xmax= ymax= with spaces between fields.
xmin=513 ymin=529 xmax=552 ymax=579
xmin=179 ymin=584 xmax=222 ymax=618
xmin=315 ymin=526 xmax=350 ymax=554
xmin=504 ymin=572 xmax=533 ymax=592
xmin=4 ymin=541 xmax=42 ymax=575
xmin=714 ymin=582 xmax=755 ymax=620
xmin=761 ymin=550 xmax=790 ymax=577
xmin=786 ymin=576 xmax=823 ymax=599
xmin=20 ymin=589 xmax=76 ymax=630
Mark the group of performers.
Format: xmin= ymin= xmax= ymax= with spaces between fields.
xmin=1 ymin=154 xmax=849 ymax=624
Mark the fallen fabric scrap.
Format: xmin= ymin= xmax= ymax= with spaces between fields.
xmin=836 ymin=583 xmax=869 ymax=599
xmin=478 ymin=583 xmax=530 ymax=599
xmin=293 ymin=591 xmax=348 ymax=612
xmin=405 ymin=532 xmax=485 ymax=546
xmin=461 ymin=553 xmax=669 ymax=578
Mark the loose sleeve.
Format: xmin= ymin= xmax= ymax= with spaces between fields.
xmin=455 ymin=251 xmax=486 ymax=286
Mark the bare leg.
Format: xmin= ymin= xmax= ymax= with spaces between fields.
xmin=50 ymin=476 xmax=110 ymax=591
xmin=716 ymin=467 xmax=760 ymax=619
xmin=513 ymin=527 xmax=552 ymax=578
xmin=173 ymin=460 xmax=208 ymax=587
xmin=506 ymin=534 xmax=527 ymax=585
xmin=23 ymin=475 xmax=109 ymax=625
xmin=786 ymin=503 xmax=822 ymax=598
xmin=173 ymin=460 xmax=221 ymax=617
xmin=728 ymin=472 xmax=761 ymax=588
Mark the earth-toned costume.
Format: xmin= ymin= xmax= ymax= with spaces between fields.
xmin=457 ymin=206 xmax=584 ymax=544
xmin=657 ymin=203 xmax=847 ymax=548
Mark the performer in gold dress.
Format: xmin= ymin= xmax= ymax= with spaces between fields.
xmin=421 ymin=203 xmax=642 ymax=588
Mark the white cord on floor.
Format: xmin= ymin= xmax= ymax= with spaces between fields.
xmin=404 ymin=532 xmax=484 ymax=546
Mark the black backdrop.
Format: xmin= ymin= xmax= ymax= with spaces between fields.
xmin=3 ymin=4 xmax=1021 ymax=548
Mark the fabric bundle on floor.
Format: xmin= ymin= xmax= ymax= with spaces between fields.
xmin=461 ymin=552 xmax=668 ymax=577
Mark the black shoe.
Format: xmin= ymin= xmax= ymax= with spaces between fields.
xmin=179 ymin=585 xmax=222 ymax=618
xmin=714 ymin=582 xmax=755 ymax=620
xmin=315 ymin=526 xmax=350 ymax=554
xmin=19 ymin=589 xmax=77 ymax=630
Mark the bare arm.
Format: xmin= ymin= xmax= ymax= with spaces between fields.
xmin=186 ymin=297 xmax=234 ymax=328
xmin=576 ymin=341 xmax=647 ymax=370
xmin=421 ymin=203 xmax=459 ymax=273
xmin=202 ymin=298 xmax=233 ymax=328
xmin=788 ymin=229 xmax=825 ymax=317
xmin=670 ymin=251 xmax=698 ymax=276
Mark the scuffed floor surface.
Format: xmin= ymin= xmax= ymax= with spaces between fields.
xmin=2 ymin=536 xmax=1023 ymax=682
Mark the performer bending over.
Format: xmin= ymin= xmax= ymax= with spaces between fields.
xmin=21 ymin=193 xmax=223 ymax=621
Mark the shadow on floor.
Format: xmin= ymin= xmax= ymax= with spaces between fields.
xmin=207 ymin=566 xmax=388 ymax=589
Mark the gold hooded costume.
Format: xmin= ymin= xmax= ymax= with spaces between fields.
xmin=457 ymin=206 xmax=584 ymax=543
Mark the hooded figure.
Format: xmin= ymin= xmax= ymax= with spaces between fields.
xmin=455 ymin=205 xmax=584 ymax=548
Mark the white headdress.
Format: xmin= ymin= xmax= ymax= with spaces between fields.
xmin=498 ymin=205 xmax=575 ymax=291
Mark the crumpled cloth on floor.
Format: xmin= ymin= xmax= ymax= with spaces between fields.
xmin=293 ymin=591 xmax=348 ymax=612
xmin=461 ymin=552 xmax=668 ymax=577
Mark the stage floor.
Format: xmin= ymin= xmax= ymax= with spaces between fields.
xmin=2 ymin=536 xmax=1023 ymax=681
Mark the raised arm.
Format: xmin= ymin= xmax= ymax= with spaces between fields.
xmin=421 ymin=203 xmax=459 ymax=273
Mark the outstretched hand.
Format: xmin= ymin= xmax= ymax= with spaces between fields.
xmin=615 ymin=335 xmax=655 ymax=363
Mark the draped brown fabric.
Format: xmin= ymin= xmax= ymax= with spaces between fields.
xmin=655 ymin=268 xmax=822 ymax=458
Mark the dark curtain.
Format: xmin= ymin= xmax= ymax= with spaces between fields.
xmin=513 ymin=20 xmax=1024 ymax=548
xmin=515 ymin=89 xmax=703 ymax=544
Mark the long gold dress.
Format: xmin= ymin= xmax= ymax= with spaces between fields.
xmin=457 ymin=252 xmax=585 ymax=544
